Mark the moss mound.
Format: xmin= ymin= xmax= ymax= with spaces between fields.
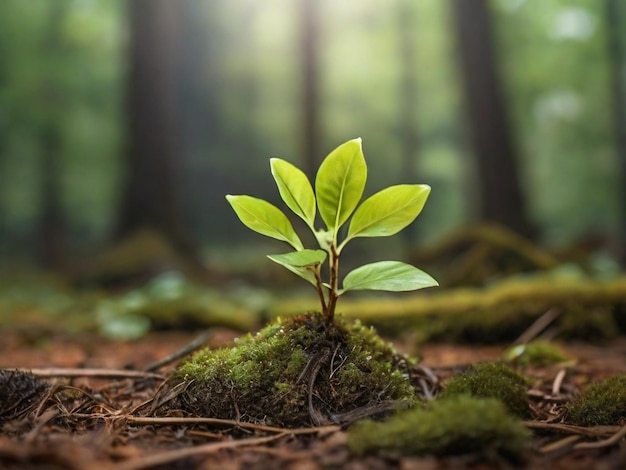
xmin=440 ymin=362 xmax=530 ymax=418
xmin=568 ymin=374 xmax=626 ymax=426
xmin=503 ymin=340 xmax=569 ymax=367
xmin=166 ymin=312 xmax=416 ymax=427
xmin=348 ymin=395 xmax=531 ymax=459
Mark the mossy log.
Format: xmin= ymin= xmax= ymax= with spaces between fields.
xmin=272 ymin=277 xmax=626 ymax=343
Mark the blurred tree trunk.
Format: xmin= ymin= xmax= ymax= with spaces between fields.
xmin=177 ymin=0 xmax=219 ymax=241
xmin=450 ymin=0 xmax=534 ymax=238
xmin=606 ymin=0 xmax=626 ymax=252
xmin=239 ymin=4 xmax=261 ymax=158
xmin=397 ymin=0 xmax=420 ymax=243
xmin=0 ymin=6 xmax=6 ymax=261
xmin=116 ymin=0 xmax=193 ymax=254
xmin=38 ymin=1 xmax=68 ymax=267
xmin=38 ymin=116 xmax=66 ymax=267
xmin=0 ymin=147 xmax=5 ymax=261
xmin=299 ymin=0 xmax=322 ymax=178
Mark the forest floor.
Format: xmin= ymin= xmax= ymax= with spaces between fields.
xmin=1 ymin=325 xmax=625 ymax=469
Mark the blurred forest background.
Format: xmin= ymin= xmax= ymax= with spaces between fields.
xmin=0 ymin=0 xmax=625 ymax=283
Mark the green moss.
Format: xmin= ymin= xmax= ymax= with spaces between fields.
xmin=568 ymin=374 xmax=626 ymax=426
xmin=168 ymin=312 xmax=416 ymax=427
xmin=439 ymin=362 xmax=530 ymax=418
xmin=503 ymin=340 xmax=569 ymax=367
xmin=347 ymin=395 xmax=531 ymax=459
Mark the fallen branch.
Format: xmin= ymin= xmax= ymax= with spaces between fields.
xmin=143 ymin=330 xmax=212 ymax=372
xmin=573 ymin=422 xmax=626 ymax=450
xmin=524 ymin=421 xmax=621 ymax=438
xmin=116 ymin=433 xmax=288 ymax=470
xmin=22 ymin=368 xmax=164 ymax=380
xmin=125 ymin=416 xmax=339 ymax=436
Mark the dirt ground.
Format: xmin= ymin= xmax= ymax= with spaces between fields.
xmin=1 ymin=327 xmax=625 ymax=469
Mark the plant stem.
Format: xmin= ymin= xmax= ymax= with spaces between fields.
xmin=312 ymin=268 xmax=328 ymax=316
xmin=326 ymin=243 xmax=340 ymax=324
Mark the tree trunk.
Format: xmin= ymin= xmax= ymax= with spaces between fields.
xmin=176 ymin=1 xmax=219 ymax=240
xmin=299 ymin=0 xmax=322 ymax=178
xmin=38 ymin=119 xmax=66 ymax=267
xmin=606 ymin=0 xmax=626 ymax=255
xmin=397 ymin=0 xmax=420 ymax=243
xmin=450 ymin=0 xmax=534 ymax=238
xmin=37 ymin=1 xmax=68 ymax=267
xmin=116 ymin=0 xmax=192 ymax=253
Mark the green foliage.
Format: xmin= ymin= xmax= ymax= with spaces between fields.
xmin=227 ymin=138 xmax=437 ymax=323
xmin=567 ymin=374 xmax=626 ymax=426
xmin=342 ymin=260 xmax=436 ymax=292
xmin=266 ymin=250 xmax=326 ymax=286
xmin=315 ymin=138 xmax=367 ymax=233
xmin=440 ymin=362 xmax=531 ymax=418
xmin=347 ymin=395 xmax=531 ymax=459
xmin=345 ymin=184 xmax=430 ymax=242
xmin=270 ymin=158 xmax=316 ymax=228
xmin=225 ymin=195 xmax=304 ymax=250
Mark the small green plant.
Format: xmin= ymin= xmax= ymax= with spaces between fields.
xmin=226 ymin=138 xmax=437 ymax=324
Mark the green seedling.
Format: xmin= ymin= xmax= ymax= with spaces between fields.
xmin=226 ymin=138 xmax=438 ymax=324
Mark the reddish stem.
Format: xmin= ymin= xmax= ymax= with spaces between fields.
xmin=325 ymin=244 xmax=340 ymax=324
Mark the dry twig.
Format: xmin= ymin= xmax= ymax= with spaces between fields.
xmin=115 ymin=433 xmax=289 ymax=470
xmin=23 ymin=368 xmax=164 ymax=380
xmin=143 ymin=330 xmax=212 ymax=372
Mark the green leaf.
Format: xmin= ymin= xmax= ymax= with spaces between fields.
xmin=345 ymin=185 xmax=430 ymax=244
xmin=270 ymin=158 xmax=316 ymax=229
xmin=314 ymin=229 xmax=333 ymax=252
xmin=342 ymin=261 xmax=438 ymax=293
xmin=226 ymin=195 xmax=304 ymax=250
xmin=267 ymin=249 xmax=327 ymax=267
xmin=315 ymin=138 xmax=367 ymax=234
xmin=267 ymin=250 xmax=326 ymax=286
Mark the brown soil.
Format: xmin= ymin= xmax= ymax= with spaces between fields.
xmin=1 ymin=327 xmax=625 ymax=469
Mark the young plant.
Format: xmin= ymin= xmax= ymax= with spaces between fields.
xmin=226 ymin=138 xmax=437 ymax=324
